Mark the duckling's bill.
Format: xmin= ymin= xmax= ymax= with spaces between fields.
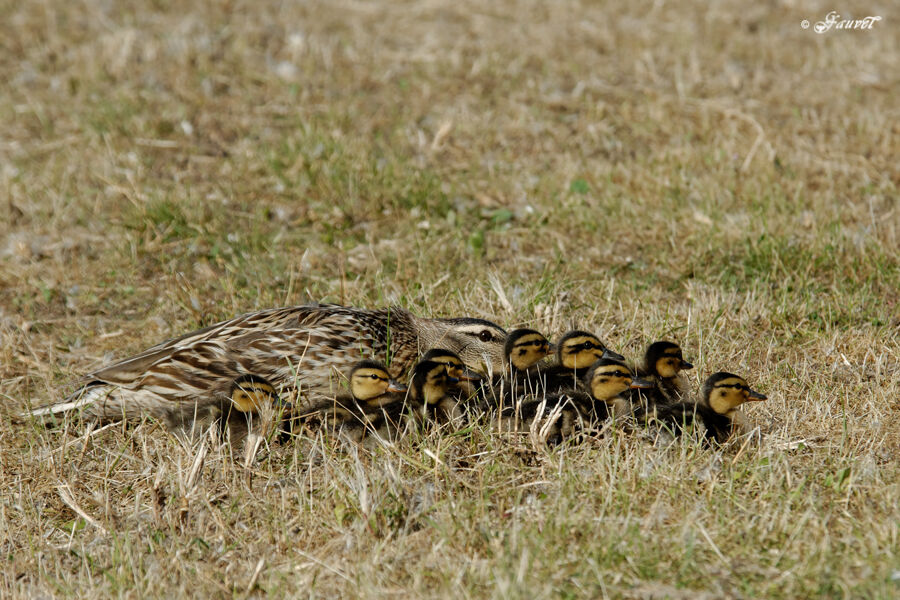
xmin=630 ymin=377 xmax=654 ymax=390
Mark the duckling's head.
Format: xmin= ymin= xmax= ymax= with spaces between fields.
xmin=701 ymin=372 xmax=767 ymax=415
xmin=504 ymin=328 xmax=554 ymax=372
xmin=584 ymin=358 xmax=652 ymax=404
xmin=645 ymin=341 xmax=693 ymax=378
xmin=410 ymin=360 xmax=459 ymax=405
xmin=422 ymin=317 xmax=508 ymax=375
xmin=230 ymin=374 xmax=279 ymax=413
xmin=556 ymin=330 xmax=625 ymax=370
xmin=421 ymin=348 xmax=484 ymax=387
xmin=349 ymin=360 xmax=408 ymax=403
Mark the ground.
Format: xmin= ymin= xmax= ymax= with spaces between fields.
xmin=1 ymin=0 xmax=898 ymax=597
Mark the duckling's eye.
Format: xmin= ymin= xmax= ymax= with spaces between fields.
xmin=478 ymin=330 xmax=494 ymax=342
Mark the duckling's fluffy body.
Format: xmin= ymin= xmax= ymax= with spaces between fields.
xmin=28 ymin=303 xmax=506 ymax=427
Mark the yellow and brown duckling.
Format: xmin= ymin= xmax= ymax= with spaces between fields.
xmin=25 ymin=303 xmax=506 ymax=427
xmin=579 ymin=358 xmax=654 ymax=422
xmin=408 ymin=359 xmax=462 ymax=424
xmin=421 ymin=348 xmax=485 ymax=401
xmin=485 ymin=328 xmax=556 ymax=408
xmin=653 ymin=372 xmax=767 ymax=444
xmin=542 ymin=330 xmax=625 ymax=394
xmin=500 ymin=358 xmax=652 ymax=443
xmin=308 ymin=360 xmax=408 ymax=442
xmin=632 ymin=341 xmax=694 ymax=409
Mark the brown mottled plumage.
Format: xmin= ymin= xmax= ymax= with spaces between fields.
xmin=24 ymin=303 xmax=507 ymax=426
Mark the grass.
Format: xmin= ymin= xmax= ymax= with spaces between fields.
xmin=2 ymin=0 xmax=898 ymax=597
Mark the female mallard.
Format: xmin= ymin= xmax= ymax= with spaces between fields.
xmin=26 ymin=303 xmax=507 ymax=427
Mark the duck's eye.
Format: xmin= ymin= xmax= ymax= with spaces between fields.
xmin=478 ymin=330 xmax=494 ymax=342
xmin=371 ymin=374 xmax=380 ymax=380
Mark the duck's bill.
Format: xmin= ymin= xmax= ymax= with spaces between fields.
xmin=630 ymin=377 xmax=655 ymax=390
xmin=447 ymin=376 xmax=460 ymax=385
xmin=601 ymin=348 xmax=626 ymax=362
xmin=748 ymin=389 xmax=767 ymax=401
xmin=681 ymin=361 xmax=694 ymax=370
xmin=458 ymin=368 xmax=484 ymax=382
xmin=388 ymin=381 xmax=408 ymax=393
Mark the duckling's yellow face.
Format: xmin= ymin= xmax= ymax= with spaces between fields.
xmin=560 ymin=334 xmax=607 ymax=370
xmin=428 ymin=354 xmax=466 ymax=383
xmin=654 ymin=346 xmax=692 ymax=378
xmin=350 ymin=367 xmax=396 ymax=402
xmin=507 ymin=332 xmax=553 ymax=371
xmin=231 ymin=378 xmax=278 ymax=413
xmin=707 ymin=375 xmax=767 ymax=415
xmin=588 ymin=364 xmax=634 ymax=404
xmin=414 ymin=362 xmax=458 ymax=404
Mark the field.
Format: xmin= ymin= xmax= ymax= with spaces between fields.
xmin=2 ymin=0 xmax=898 ymax=597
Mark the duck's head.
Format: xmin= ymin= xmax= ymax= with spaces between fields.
xmin=410 ymin=360 xmax=459 ymax=405
xmin=421 ymin=348 xmax=484 ymax=387
xmin=701 ymin=372 xmax=767 ymax=415
xmin=421 ymin=317 xmax=508 ymax=375
xmin=504 ymin=328 xmax=555 ymax=372
xmin=584 ymin=358 xmax=653 ymax=405
xmin=556 ymin=330 xmax=625 ymax=370
xmin=645 ymin=341 xmax=693 ymax=378
xmin=349 ymin=360 xmax=408 ymax=404
xmin=230 ymin=374 xmax=279 ymax=413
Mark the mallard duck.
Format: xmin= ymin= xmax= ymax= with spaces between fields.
xmin=542 ymin=330 xmax=625 ymax=394
xmin=580 ymin=358 xmax=654 ymax=422
xmin=484 ymin=328 xmax=555 ymax=408
xmin=307 ymin=360 xmax=408 ymax=443
xmin=632 ymin=341 xmax=693 ymax=409
xmin=24 ymin=303 xmax=506 ymax=427
xmin=421 ymin=348 xmax=484 ymax=399
xmin=519 ymin=358 xmax=652 ymax=438
xmin=652 ymin=372 xmax=767 ymax=444
xmin=407 ymin=359 xmax=461 ymax=424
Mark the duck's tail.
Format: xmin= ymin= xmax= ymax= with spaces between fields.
xmin=16 ymin=383 xmax=114 ymax=422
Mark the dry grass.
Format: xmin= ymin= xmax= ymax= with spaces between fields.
xmin=2 ymin=0 xmax=898 ymax=597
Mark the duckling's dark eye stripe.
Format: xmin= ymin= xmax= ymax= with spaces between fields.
xmin=715 ymin=383 xmax=750 ymax=391
xmin=517 ymin=340 xmax=545 ymax=348
xmin=599 ymin=370 xmax=630 ymax=378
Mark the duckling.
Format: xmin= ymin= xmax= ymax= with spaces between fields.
xmin=632 ymin=341 xmax=694 ymax=409
xmin=542 ymin=330 xmax=625 ymax=394
xmin=24 ymin=303 xmax=506 ymax=426
xmin=485 ymin=328 xmax=555 ymax=408
xmin=653 ymin=372 xmax=767 ymax=444
xmin=407 ymin=359 xmax=461 ymax=424
xmin=221 ymin=373 xmax=296 ymax=447
xmin=421 ymin=348 xmax=484 ymax=401
xmin=309 ymin=360 xmax=408 ymax=443
xmin=580 ymin=358 xmax=655 ymax=422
